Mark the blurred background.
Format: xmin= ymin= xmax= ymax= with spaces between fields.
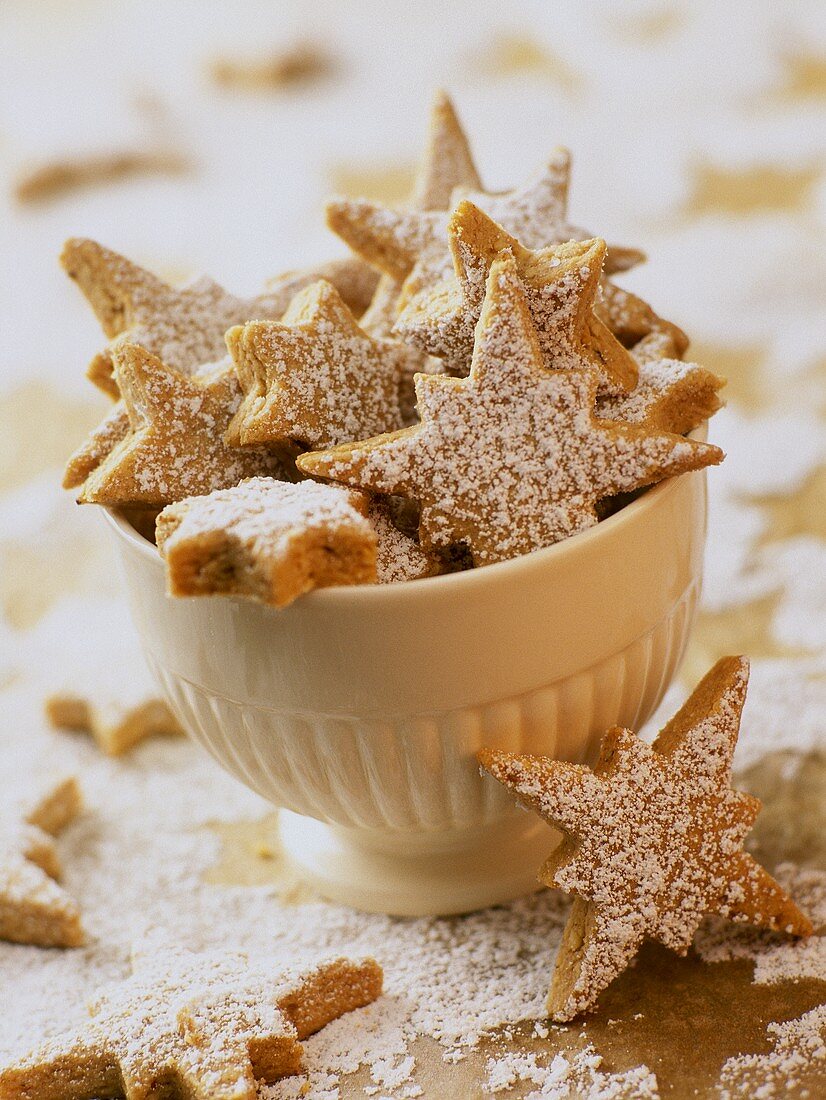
xmin=0 ymin=0 xmax=824 ymax=735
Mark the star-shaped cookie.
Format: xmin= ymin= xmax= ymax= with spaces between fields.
xmin=0 ymin=949 xmax=382 ymax=1099
xmin=326 ymin=146 xmax=643 ymax=315
xmin=298 ymin=255 xmax=723 ymax=567
xmin=357 ymin=90 xmax=481 ymax=423
xmin=597 ymin=357 xmax=725 ymax=435
xmin=395 ymin=200 xmax=638 ymax=393
xmin=61 ymin=238 xmax=377 ymax=398
xmin=156 ymin=478 xmax=378 ymax=607
xmin=479 ymin=656 xmax=813 ymax=1022
xmin=225 ymin=280 xmax=408 ymax=450
xmin=77 ymin=342 xmax=288 ymax=507
xmin=0 ymin=777 xmax=84 ymax=949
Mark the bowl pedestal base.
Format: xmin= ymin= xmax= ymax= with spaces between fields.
xmin=278 ymin=810 xmax=560 ymax=916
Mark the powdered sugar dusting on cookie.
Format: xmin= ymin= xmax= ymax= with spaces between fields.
xmin=597 ymin=358 xmax=724 ymax=433
xmin=368 ymin=501 xmax=436 ymax=584
xmin=302 ymin=258 xmax=721 ymax=567
xmin=79 ymin=349 xmax=287 ymax=506
xmin=227 ymin=281 xmax=407 ymax=450
xmin=480 ymin=658 xmax=811 ymax=1021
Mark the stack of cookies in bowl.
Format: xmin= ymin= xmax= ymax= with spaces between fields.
xmin=59 ymin=92 xmax=734 ymax=919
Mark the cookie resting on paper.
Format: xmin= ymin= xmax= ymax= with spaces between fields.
xmin=395 ymin=200 xmax=638 ymax=393
xmin=155 ymin=478 xmax=377 ymax=607
xmin=298 ymin=255 xmax=723 ymax=568
xmin=478 ymin=656 xmax=813 ymax=1021
xmin=0 ymin=949 xmax=382 ymax=1100
xmin=0 ymin=778 xmax=84 ymax=949
xmin=77 ymin=343 xmax=288 ymax=507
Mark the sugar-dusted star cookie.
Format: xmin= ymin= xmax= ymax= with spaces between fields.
xmin=61 ymin=238 xmax=377 ymax=398
xmin=0 ymin=777 xmax=84 ymax=949
xmin=327 ymin=146 xmax=643 ymax=315
xmin=265 ymin=254 xmax=380 ymax=320
xmin=395 ymin=200 xmax=638 ymax=393
xmin=45 ymin=693 xmax=182 ymax=757
xmin=359 ymin=90 xmax=479 ymax=422
xmin=597 ymin=357 xmax=725 ymax=435
xmin=479 ymin=657 xmax=813 ymax=1022
xmin=298 ymin=255 xmax=722 ymax=567
xmin=0 ymin=948 xmax=382 ymax=1099
xmin=77 ymin=342 xmax=288 ymax=507
xmin=156 ymin=478 xmax=377 ymax=607
xmin=225 ymin=280 xmax=408 ymax=450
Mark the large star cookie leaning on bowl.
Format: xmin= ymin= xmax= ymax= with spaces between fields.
xmin=479 ymin=656 xmax=813 ymax=1022
xmin=298 ymin=254 xmax=723 ymax=567
xmin=0 ymin=777 xmax=84 ymax=949
xmin=0 ymin=948 xmax=382 ymax=1099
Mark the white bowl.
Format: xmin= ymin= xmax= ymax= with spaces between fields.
xmin=103 ymin=454 xmax=707 ymax=916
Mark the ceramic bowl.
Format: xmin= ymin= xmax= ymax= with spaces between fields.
xmin=103 ymin=451 xmax=708 ymax=917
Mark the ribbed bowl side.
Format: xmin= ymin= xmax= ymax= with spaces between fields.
xmin=147 ymin=578 xmax=699 ymax=832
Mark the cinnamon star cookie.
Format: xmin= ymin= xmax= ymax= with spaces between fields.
xmin=479 ymin=656 xmax=813 ymax=1022
xmin=61 ymin=238 xmax=376 ymax=398
xmin=78 ymin=343 xmax=288 ymax=507
xmin=298 ymin=255 xmax=722 ymax=567
xmin=395 ymin=200 xmax=638 ymax=393
xmin=225 ymin=280 xmax=408 ymax=450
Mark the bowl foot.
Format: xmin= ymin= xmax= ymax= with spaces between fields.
xmin=278 ymin=810 xmax=559 ymax=916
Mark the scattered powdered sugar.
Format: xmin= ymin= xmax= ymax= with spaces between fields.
xmin=484 ymin=1048 xmax=659 ymax=1099
xmin=717 ymin=1005 xmax=826 ymax=1099
xmin=695 ymin=864 xmax=826 ymax=985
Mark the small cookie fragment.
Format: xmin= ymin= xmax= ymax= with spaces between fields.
xmin=14 ymin=149 xmax=189 ymax=206
xmin=299 ymin=255 xmax=722 ymax=567
xmin=597 ymin=358 xmax=725 ymax=434
xmin=209 ymin=41 xmax=338 ymax=91
xmin=45 ymin=694 xmax=182 ymax=757
xmin=395 ymin=200 xmax=638 ymax=393
xmin=156 ymin=478 xmax=378 ymax=607
xmin=0 ymin=949 xmax=382 ymax=1099
xmin=479 ymin=657 xmax=813 ymax=1022
xmin=78 ymin=344 xmax=288 ymax=507
xmin=0 ymin=778 xmax=84 ymax=949
xmin=225 ymin=280 xmax=408 ymax=450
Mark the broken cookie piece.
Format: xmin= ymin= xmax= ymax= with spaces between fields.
xmin=156 ymin=478 xmax=377 ymax=607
